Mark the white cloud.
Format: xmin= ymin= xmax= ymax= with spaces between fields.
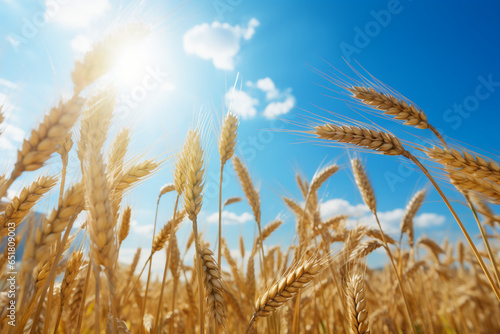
xmin=319 ymin=198 xmax=446 ymax=235
xmin=207 ymin=211 xmax=253 ymax=225
xmin=70 ymin=35 xmax=93 ymax=55
xmin=243 ymin=18 xmax=259 ymax=40
xmin=0 ymin=123 xmax=25 ymax=150
xmin=0 ymin=93 xmax=25 ymax=152
xmin=0 ymin=93 xmax=12 ymax=110
xmin=414 ymin=213 xmax=445 ymax=228
xmin=320 ymin=198 xmax=370 ymax=219
xmin=225 ymin=87 xmax=258 ymax=119
xmin=183 ymin=18 xmax=259 ymax=70
xmin=130 ymin=220 xmax=154 ymax=236
xmin=45 ymin=0 xmax=110 ymax=28
xmin=0 ymin=78 xmax=17 ymax=90
xmin=255 ymin=77 xmax=279 ymax=100
xmin=118 ymin=247 xmax=167 ymax=275
xmin=246 ymin=77 xmax=296 ymax=118
xmin=263 ymin=95 xmax=296 ymax=118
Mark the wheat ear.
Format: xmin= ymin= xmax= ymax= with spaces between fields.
xmin=449 ymin=170 xmax=500 ymax=204
xmin=118 ymin=206 xmax=132 ymax=245
xmin=345 ymin=272 xmax=370 ymax=334
xmin=347 ymin=85 xmax=447 ymax=146
xmin=400 ymin=189 xmax=426 ymax=250
xmin=219 ymin=112 xmax=239 ymax=165
xmin=0 ymin=175 xmax=57 ymax=236
xmin=0 ymin=96 xmax=83 ymax=199
xmin=314 ymin=124 xmax=405 ymax=155
xmin=254 ymin=219 xmax=283 ymax=250
xmin=351 ymin=159 xmax=376 ymax=214
xmin=199 ymin=247 xmax=228 ymax=328
xmin=224 ymin=197 xmax=242 ymax=207
xmin=348 ymin=86 xmax=429 ymax=129
xmin=248 ymin=253 xmax=330 ymax=331
xmin=246 ymin=251 xmax=256 ymax=303
xmin=349 ymin=240 xmax=383 ymax=261
xmin=426 ymin=146 xmax=500 ymax=183
xmin=108 ymin=127 xmax=131 ymax=183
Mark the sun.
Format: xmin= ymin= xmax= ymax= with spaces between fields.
xmin=109 ymin=32 xmax=158 ymax=89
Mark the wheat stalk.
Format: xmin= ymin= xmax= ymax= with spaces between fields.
xmin=159 ymin=183 xmax=176 ymax=196
xmin=53 ymin=251 xmax=84 ymax=333
xmin=470 ymin=195 xmax=500 ymax=227
xmin=181 ymin=130 xmax=207 ymax=334
xmin=223 ymin=240 xmax=246 ymax=293
xmin=218 ymin=113 xmax=239 ymax=271
xmin=313 ymin=121 xmax=500 ymax=302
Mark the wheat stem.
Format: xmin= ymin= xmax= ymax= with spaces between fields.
xmin=193 ymin=217 xmax=205 ymax=334
xmin=153 ymin=194 xmax=180 ymax=333
xmin=406 ymin=152 xmax=500 ymax=302
xmin=218 ymin=163 xmax=224 ymax=273
xmin=76 ymin=260 xmax=92 ymax=334
xmin=465 ymin=194 xmax=500 ymax=286
xmin=27 ymin=203 xmax=78 ymax=334
xmin=374 ymin=213 xmax=415 ymax=333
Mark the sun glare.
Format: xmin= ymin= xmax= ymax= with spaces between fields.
xmin=109 ymin=35 xmax=157 ymax=89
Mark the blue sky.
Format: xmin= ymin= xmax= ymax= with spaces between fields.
xmin=1 ymin=0 xmax=499 ymax=271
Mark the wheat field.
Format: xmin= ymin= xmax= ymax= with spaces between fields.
xmin=0 ymin=23 xmax=499 ymax=334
